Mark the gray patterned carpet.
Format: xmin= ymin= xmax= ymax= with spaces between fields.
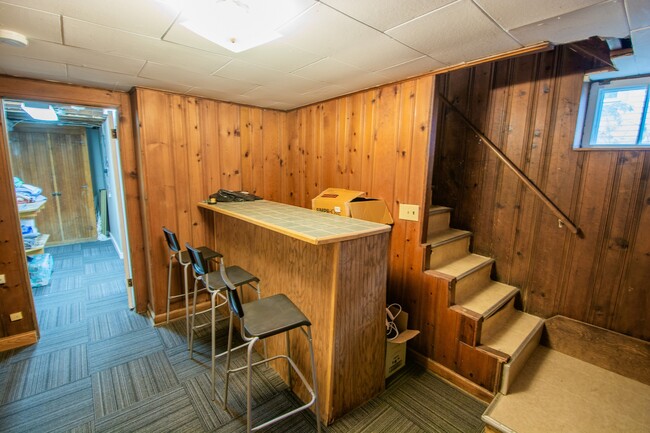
xmin=0 ymin=241 xmax=487 ymax=432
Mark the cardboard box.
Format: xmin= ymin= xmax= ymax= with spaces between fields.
xmin=348 ymin=197 xmax=394 ymax=224
xmin=385 ymin=306 xmax=420 ymax=378
xmin=312 ymin=188 xmax=365 ymax=216
xmin=312 ymin=188 xmax=393 ymax=224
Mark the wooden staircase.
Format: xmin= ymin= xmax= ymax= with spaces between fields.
xmin=424 ymin=205 xmax=544 ymax=394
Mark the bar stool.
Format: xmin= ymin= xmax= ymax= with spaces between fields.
xmin=185 ymin=243 xmax=262 ymax=398
xmin=219 ymin=258 xmax=321 ymax=433
xmin=162 ymin=227 xmax=219 ymax=348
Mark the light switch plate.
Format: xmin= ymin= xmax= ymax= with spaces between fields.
xmin=0 ymin=274 xmax=5 ymax=284
xmin=399 ymin=204 xmax=419 ymax=221
xmin=10 ymin=312 xmax=23 ymax=321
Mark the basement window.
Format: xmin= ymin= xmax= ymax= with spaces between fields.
xmin=576 ymin=76 xmax=650 ymax=149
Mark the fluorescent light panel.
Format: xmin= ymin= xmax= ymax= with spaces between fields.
xmin=21 ymin=103 xmax=58 ymax=121
xmin=172 ymin=0 xmax=300 ymax=53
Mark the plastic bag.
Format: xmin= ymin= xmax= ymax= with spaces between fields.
xmin=27 ymin=253 xmax=54 ymax=287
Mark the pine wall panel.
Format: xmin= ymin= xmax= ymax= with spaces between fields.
xmin=433 ymin=46 xmax=650 ymax=341
xmin=132 ymin=89 xmax=285 ymax=319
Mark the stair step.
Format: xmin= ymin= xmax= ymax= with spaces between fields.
xmin=427 ymin=235 xmax=470 ymax=270
xmin=426 ymin=228 xmax=471 ymax=247
xmin=455 ymin=280 xmax=519 ymax=319
xmin=427 ymin=206 xmax=452 ymax=236
xmin=430 ymin=252 xmax=492 ymax=280
xmin=428 ymin=205 xmax=452 ymax=215
xmin=482 ymin=346 xmax=649 ymax=432
xmin=479 ymin=302 xmax=544 ymax=395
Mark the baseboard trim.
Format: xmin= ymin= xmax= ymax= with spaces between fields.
xmin=149 ymin=300 xmax=213 ymax=325
xmin=0 ymin=331 xmax=38 ymax=352
xmin=408 ymin=348 xmax=494 ymax=404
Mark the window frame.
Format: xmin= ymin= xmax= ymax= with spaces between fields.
xmin=575 ymin=76 xmax=650 ymax=150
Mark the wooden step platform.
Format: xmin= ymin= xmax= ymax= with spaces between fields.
xmin=455 ymin=280 xmax=519 ymax=319
xmin=480 ymin=300 xmax=544 ymax=394
xmin=426 ymin=228 xmax=471 ymax=247
xmin=430 ymin=253 xmax=492 ymax=280
xmin=483 ymin=346 xmax=650 ymax=433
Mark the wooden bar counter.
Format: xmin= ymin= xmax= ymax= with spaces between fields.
xmin=198 ymin=200 xmax=390 ymax=425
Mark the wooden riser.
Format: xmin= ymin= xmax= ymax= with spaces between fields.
xmin=427 ymin=206 xmax=452 ymax=237
xmin=453 ymin=260 xmax=493 ymax=303
xmin=427 ymin=235 xmax=471 ymax=270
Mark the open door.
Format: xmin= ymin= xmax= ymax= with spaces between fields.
xmin=104 ymin=111 xmax=135 ymax=309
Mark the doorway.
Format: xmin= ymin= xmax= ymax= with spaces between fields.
xmin=2 ymin=98 xmax=135 ymax=309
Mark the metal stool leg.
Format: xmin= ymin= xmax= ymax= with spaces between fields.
xmin=165 ymin=254 xmax=174 ymax=323
xmin=189 ymin=277 xmax=199 ymax=359
xmin=247 ymin=337 xmax=259 ymax=433
xmin=183 ymin=261 xmax=191 ymax=349
xmin=286 ymin=331 xmax=292 ymax=388
xmin=223 ymin=311 xmax=235 ymax=407
xmin=307 ymin=326 xmax=321 ymax=433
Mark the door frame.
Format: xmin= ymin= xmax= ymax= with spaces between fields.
xmin=0 ymin=76 xmax=148 ymax=324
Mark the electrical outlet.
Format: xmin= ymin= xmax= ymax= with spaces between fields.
xmin=399 ymin=204 xmax=420 ymax=221
xmin=10 ymin=312 xmax=23 ymax=321
xmin=0 ymin=274 xmax=5 ymax=284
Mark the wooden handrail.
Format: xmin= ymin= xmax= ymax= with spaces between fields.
xmin=438 ymin=94 xmax=582 ymax=236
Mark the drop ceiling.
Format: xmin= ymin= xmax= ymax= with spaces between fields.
xmin=0 ymin=0 xmax=648 ymax=110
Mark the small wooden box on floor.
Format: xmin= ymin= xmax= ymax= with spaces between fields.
xmin=199 ymin=200 xmax=391 ymax=425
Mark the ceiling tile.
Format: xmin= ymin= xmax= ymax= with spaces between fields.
xmin=377 ymin=56 xmax=446 ymax=81
xmin=237 ymin=40 xmax=324 ymax=73
xmin=334 ymin=72 xmax=392 ymax=93
xmin=186 ymin=87 xmax=255 ymax=105
xmin=631 ymin=27 xmax=650 ymax=62
xmin=386 ymin=0 xmax=520 ymax=65
xmin=510 ymin=0 xmax=630 ymax=45
xmin=0 ymin=39 xmax=145 ymax=75
xmin=321 ymin=0 xmax=457 ymax=31
xmin=67 ymin=65 xmax=192 ymax=94
xmin=625 ymin=0 xmax=650 ymax=31
xmin=213 ymin=60 xmax=287 ymax=85
xmin=0 ymin=2 xmax=62 ymax=43
xmin=474 ymin=0 xmax=604 ymax=30
xmin=243 ymin=86 xmax=309 ymax=105
xmin=331 ymin=32 xmax=423 ymax=72
xmin=139 ymin=62 xmax=257 ymax=94
xmin=262 ymin=74 xmax=325 ymax=94
xmin=63 ymin=18 xmax=232 ymax=74
xmin=2 ymin=0 xmax=177 ymax=37
xmin=292 ymin=57 xmax=365 ymax=83
xmin=301 ymin=83 xmax=348 ymax=100
xmin=0 ymin=54 xmax=67 ymax=81
xmin=278 ymin=2 xmax=378 ymax=56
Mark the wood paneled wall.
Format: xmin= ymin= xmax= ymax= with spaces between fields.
xmin=286 ymin=78 xmax=435 ymax=307
xmin=433 ymin=46 xmax=650 ymax=341
xmin=0 ymin=76 xmax=144 ymax=343
xmin=135 ymin=79 xmax=436 ymax=320
xmin=132 ymin=89 xmax=287 ymax=317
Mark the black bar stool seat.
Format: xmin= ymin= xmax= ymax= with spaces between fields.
xmin=241 ymin=294 xmax=311 ymax=339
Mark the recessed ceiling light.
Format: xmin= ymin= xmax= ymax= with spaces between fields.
xmin=0 ymin=29 xmax=29 ymax=48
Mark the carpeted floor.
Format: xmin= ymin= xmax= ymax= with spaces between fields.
xmin=0 ymin=241 xmax=487 ymax=432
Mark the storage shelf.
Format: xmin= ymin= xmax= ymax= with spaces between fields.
xmin=18 ymin=201 xmax=47 ymax=219
xmin=25 ymin=233 xmax=49 ymax=256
